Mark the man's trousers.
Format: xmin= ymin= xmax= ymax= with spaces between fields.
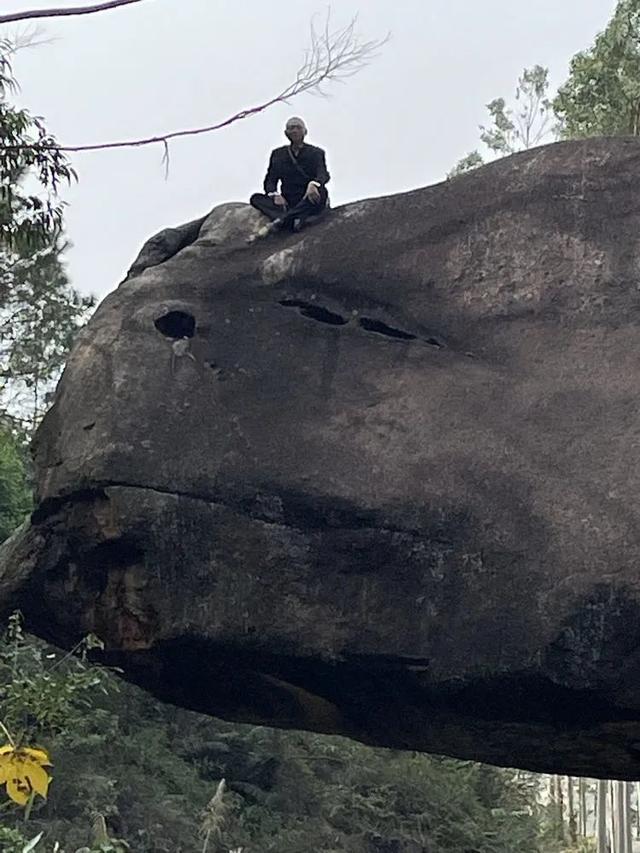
xmin=250 ymin=187 xmax=328 ymax=230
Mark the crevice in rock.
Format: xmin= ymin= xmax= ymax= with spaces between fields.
xmin=154 ymin=310 xmax=196 ymax=339
xmin=279 ymin=299 xmax=348 ymax=327
xmin=358 ymin=317 xmax=417 ymax=340
xmin=278 ymin=298 xmax=444 ymax=347
xmin=31 ymin=481 xmax=454 ymax=543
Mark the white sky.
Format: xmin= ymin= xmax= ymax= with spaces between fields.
xmin=9 ymin=0 xmax=616 ymax=299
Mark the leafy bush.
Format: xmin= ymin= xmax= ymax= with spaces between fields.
xmin=0 ymin=426 xmax=30 ymax=542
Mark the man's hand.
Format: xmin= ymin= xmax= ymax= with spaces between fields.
xmin=272 ymin=193 xmax=287 ymax=208
xmin=304 ymin=182 xmax=321 ymax=204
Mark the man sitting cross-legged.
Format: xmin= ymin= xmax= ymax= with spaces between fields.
xmin=249 ymin=116 xmax=330 ymax=239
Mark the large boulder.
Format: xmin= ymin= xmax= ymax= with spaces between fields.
xmin=5 ymin=138 xmax=640 ymax=778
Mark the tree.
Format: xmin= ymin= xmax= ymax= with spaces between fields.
xmin=597 ymin=779 xmax=609 ymax=853
xmin=579 ymin=777 xmax=588 ymax=837
xmin=0 ymin=37 xmax=79 ymax=448
xmin=556 ymin=775 xmax=566 ymax=844
xmin=455 ymin=0 xmax=640 ymax=174
xmin=567 ymin=776 xmax=578 ymax=844
xmin=0 ymin=42 xmax=74 ymax=252
xmin=609 ymin=781 xmax=634 ymax=853
xmin=481 ymin=65 xmax=555 ymax=154
xmin=0 ymin=427 xmax=30 ymax=542
xmin=0 ymin=243 xmax=94 ymax=433
xmin=449 ymin=64 xmax=555 ymax=177
xmin=554 ymin=0 xmax=640 ymax=138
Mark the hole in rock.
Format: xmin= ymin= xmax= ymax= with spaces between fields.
xmin=279 ymin=299 xmax=348 ymax=326
xmin=359 ymin=317 xmax=417 ymax=340
xmin=154 ymin=310 xmax=196 ymax=339
xmin=44 ymin=537 xmax=143 ymax=595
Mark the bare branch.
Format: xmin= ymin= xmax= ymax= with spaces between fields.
xmin=2 ymin=25 xmax=54 ymax=56
xmin=161 ymin=138 xmax=169 ymax=180
xmin=0 ymin=0 xmax=145 ymax=25
xmin=0 ymin=12 xmax=387 ymax=159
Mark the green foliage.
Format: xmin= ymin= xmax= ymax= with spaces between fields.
xmin=0 ymin=40 xmax=75 ymax=254
xmin=565 ymin=842 xmax=596 ymax=853
xmin=0 ymin=625 xmax=603 ymax=852
xmin=457 ymin=0 xmax=640 ymax=175
xmin=0 ymin=824 xmax=30 ymax=852
xmin=447 ymin=150 xmax=485 ymax=178
xmin=450 ymin=64 xmax=554 ymax=176
xmin=554 ymin=0 xmax=640 ymax=138
xmin=0 ymin=425 xmax=30 ymax=542
xmin=0 ymin=612 xmax=109 ymax=744
xmin=0 ymin=243 xmax=95 ymax=432
xmin=480 ymin=65 xmax=554 ymax=154
xmin=179 ymin=724 xmax=542 ymax=853
xmin=0 ymin=40 xmax=91 ymax=439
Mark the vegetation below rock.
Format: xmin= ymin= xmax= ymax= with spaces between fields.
xmin=0 ymin=625 xmax=583 ymax=853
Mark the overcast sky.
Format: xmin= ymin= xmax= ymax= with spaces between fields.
xmin=9 ymin=0 xmax=616 ymax=299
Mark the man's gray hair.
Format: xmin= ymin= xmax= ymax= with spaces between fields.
xmin=286 ymin=116 xmax=307 ymax=131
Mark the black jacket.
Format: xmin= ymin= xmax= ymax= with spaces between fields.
xmin=263 ymin=143 xmax=330 ymax=206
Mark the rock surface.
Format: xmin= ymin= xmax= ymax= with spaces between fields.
xmin=5 ymin=138 xmax=640 ymax=778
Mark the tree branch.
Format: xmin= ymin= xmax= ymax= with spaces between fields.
xmin=0 ymin=0 xmax=145 ymax=26
xmin=0 ymin=13 xmax=387 ymax=156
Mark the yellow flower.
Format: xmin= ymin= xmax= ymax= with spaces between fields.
xmin=0 ymin=743 xmax=52 ymax=806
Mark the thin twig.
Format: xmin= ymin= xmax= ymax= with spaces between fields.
xmin=0 ymin=0 xmax=145 ymax=26
xmin=161 ymin=137 xmax=170 ymax=179
xmin=24 ymin=790 xmax=36 ymax=821
xmin=0 ymin=718 xmax=15 ymax=746
xmin=48 ymin=637 xmax=86 ymax=671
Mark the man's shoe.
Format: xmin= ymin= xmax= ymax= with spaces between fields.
xmin=247 ymin=218 xmax=282 ymax=244
xmin=292 ymin=217 xmax=305 ymax=233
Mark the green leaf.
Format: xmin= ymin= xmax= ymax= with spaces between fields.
xmin=20 ymin=833 xmax=42 ymax=853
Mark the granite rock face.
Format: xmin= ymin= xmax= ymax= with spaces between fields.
xmin=5 ymin=139 xmax=640 ymax=778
